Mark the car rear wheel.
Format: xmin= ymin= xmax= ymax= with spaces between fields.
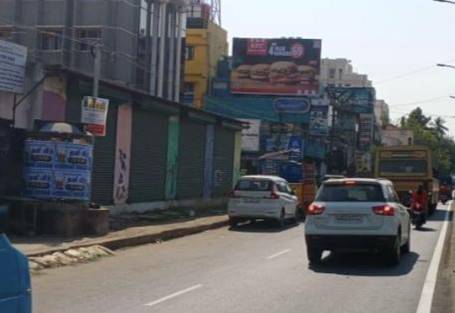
xmin=386 ymin=234 xmax=401 ymax=265
xmin=402 ymin=227 xmax=411 ymax=254
xmin=276 ymin=209 xmax=286 ymax=228
xmin=229 ymin=217 xmax=240 ymax=228
xmin=307 ymin=246 xmax=323 ymax=265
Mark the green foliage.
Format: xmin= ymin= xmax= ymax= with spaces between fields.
xmin=400 ymin=107 xmax=454 ymax=175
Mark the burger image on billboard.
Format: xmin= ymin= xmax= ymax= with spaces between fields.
xmin=269 ymin=61 xmax=299 ymax=85
xmin=234 ymin=64 xmax=252 ymax=79
xmin=298 ymin=65 xmax=318 ymax=82
xmin=250 ymin=64 xmax=270 ymax=81
xmin=231 ymin=38 xmax=322 ymax=96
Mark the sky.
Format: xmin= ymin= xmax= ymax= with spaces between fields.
xmin=222 ymin=0 xmax=455 ymax=134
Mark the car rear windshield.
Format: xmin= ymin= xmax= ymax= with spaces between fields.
xmin=235 ymin=179 xmax=273 ymax=192
xmin=316 ymin=183 xmax=385 ymax=202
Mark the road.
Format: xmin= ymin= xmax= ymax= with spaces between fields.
xmin=33 ymin=203 xmax=452 ymax=313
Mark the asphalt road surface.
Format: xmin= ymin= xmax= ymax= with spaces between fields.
xmin=33 ymin=203 xmax=452 ymax=313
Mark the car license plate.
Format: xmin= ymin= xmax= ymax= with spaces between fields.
xmin=335 ymin=214 xmax=363 ymax=224
xmin=244 ymin=199 xmax=260 ymax=203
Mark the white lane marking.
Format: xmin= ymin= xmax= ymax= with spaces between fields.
xmin=145 ymin=284 xmax=203 ymax=307
xmin=266 ymin=249 xmax=292 ymax=260
xmin=416 ymin=203 xmax=452 ymax=313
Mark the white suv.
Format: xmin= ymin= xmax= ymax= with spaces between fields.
xmin=228 ymin=175 xmax=299 ymax=228
xmin=305 ymin=178 xmax=411 ymax=265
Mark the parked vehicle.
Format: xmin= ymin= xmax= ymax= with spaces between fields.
xmin=374 ymin=146 xmax=439 ymax=214
xmin=0 ymin=207 xmax=32 ymax=313
xmin=305 ymin=178 xmax=411 ymax=266
xmin=228 ymin=175 xmax=299 ymax=228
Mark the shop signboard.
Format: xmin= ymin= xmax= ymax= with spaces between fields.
xmin=309 ymin=105 xmax=329 ymax=136
xmin=231 ymin=38 xmax=322 ymax=96
xmin=0 ymin=40 xmax=27 ymax=93
xmin=287 ymin=136 xmax=304 ymax=160
xmin=239 ymin=119 xmax=261 ymax=152
xmin=273 ymin=98 xmax=311 ymax=113
xmin=23 ymin=139 xmax=93 ymax=201
xmin=81 ymin=96 xmax=109 ymax=136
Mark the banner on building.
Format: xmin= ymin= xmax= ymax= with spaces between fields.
xmin=358 ymin=114 xmax=374 ymax=148
xmin=309 ymin=105 xmax=329 ymax=136
xmin=287 ymin=136 xmax=304 ymax=160
xmin=81 ymin=96 xmax=109 ymax=136
xmin=239 ymin=119 xmax=261 ymax=152
xmin=0 ymin=40 xmax=27 ymax=94
xmin=23 ymin=139 xmax=93 ymax=201
xmin=231 ymin=38 xmax=322 ymax=96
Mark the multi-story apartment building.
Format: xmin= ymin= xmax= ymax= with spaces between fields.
xmin=320 ymin=58 xmax=372 ymax=88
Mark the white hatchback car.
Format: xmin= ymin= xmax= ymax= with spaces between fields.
xmin=305 ymin=178 xmax=411 ymax=265
xmin=228 ymin=175 xmax=299 ymax=228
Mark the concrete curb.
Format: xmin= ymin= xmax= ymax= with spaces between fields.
xmin=25 ymin=218 xmax=229 ymax=257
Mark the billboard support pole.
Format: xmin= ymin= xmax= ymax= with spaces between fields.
xmin=11 ymin=74 xmax=48 ymax=128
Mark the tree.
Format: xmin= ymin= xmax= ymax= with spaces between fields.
xmin=406 ymin=107 xmax=432 ymax=129
xmin=431 ymin=117 xmax=448 ymax=139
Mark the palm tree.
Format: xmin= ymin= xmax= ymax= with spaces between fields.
xmin=432 ymin=117 xmax=449 ymax=139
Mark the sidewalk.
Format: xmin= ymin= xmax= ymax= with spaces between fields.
xmin=12 ymin=214 xmax=228 ymax=257
xmin=432 ymin=204 xmax=454 ymax=313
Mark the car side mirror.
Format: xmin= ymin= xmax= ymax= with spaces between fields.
xmin=0 ymin=204 xmax=8 ymax=233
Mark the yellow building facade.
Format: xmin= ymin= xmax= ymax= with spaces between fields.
xmin=184 ymin=22 xmax=228 ymax=109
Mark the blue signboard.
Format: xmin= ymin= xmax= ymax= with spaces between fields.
xmin=287 ymin=136 xmax=304 ymax=161
xmin=309 ymin=105 xmax=329 ymax=136
xmin=273 ymin=98 xmax=311 ymax=114
xmin=23 ymin=140 xmax=93 ymax=201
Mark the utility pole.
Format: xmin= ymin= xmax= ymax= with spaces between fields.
xmin=92 ymin=44 xmax=102 ymax=98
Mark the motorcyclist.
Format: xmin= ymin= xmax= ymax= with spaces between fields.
xmin=411 ymin=185 xmax=428 ymax=222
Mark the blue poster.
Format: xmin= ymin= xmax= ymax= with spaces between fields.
xmin=310 ymin=105 xmax=329 ymax=136
xmin=24 ymin=140 xmax=56 ymax=169
xmin=53 ymin=171 xmax=91 ymax=200
xmin=23 ymin=169 xmax=53 ymax=198
xmin=54 ymin=143 xmax=93 ymax=171
xmin=287 ymin=136 xmax=304 ymax=161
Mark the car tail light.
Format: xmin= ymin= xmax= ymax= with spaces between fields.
xmin=372 ymin=205 xmax=395 ymax=216
xmin=308 ymin=203 xmax=325 ymax=215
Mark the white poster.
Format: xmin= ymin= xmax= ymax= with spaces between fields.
xmin=240 ymin=119 xmax=261 ymax=152
xmin=0 ymin=40 xmax=27 ymax=94
xmin=81 ymin=96 xmax=109 ymax=136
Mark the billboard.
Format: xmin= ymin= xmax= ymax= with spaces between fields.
xmin=0 ymin=40 xmax=27 ymax=94
xmin=231 ymin=38 xmax=322 ymax=96
xmin=23 ymin=139 xmax=93 ymax=201
xmin=310 ymin=105 xmax=329 ymax=136
xmin=81 ymin=96 xmax=109 ymax=136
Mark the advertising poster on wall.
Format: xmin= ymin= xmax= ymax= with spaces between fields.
xmin=309 ymin=105 xmax=329 ymax=136
xmin=81 ymin=96 xmax=109 ymax=136
xmin=0 ymin=40 xmax=27 ymax=94
xmin=23 ymin=140 xmax=93 ymax=201
xmin=114 ymin=104 xmax=132 ymax=205
xmin=239 ymin=119 xmax=261 ymax=152
xmin=356 ymin=151 xmax=372 ymax=174
xmin=358 ymin=114 xmax=374 ymax=148
xmin=231 ymin=38 xmax=322 ymax=96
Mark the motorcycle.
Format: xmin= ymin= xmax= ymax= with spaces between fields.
xmin=410 ymin=202 xmax=426 ymax=230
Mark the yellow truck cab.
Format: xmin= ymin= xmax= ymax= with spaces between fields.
xmin=374 ymin=146 xmax=439 ymax=213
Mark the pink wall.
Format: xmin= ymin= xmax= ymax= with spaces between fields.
xmin=113 ymin=104 xmax=132 ymax=204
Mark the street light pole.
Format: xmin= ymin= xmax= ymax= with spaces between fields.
xmin=437 ymin=63 xmax=455 ymax=70
xmin=434 ymin=0 xmax=455 ymax=4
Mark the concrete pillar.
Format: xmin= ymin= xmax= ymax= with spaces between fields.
xmin=174 ymin=8 xmax=185 ymax=102
xmin=157 ymin=0 xmax=168 ymax=98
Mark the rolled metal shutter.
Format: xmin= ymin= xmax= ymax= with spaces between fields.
xmin=91 ymin=105 xmax=118 ymax=205
xmin=213 ymin=126 xmax=235 ymax=197
xmin=129 ymin=108 xmax=168 ymax=202
xmin=176 ymin=119 xmax=206 ymax=199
